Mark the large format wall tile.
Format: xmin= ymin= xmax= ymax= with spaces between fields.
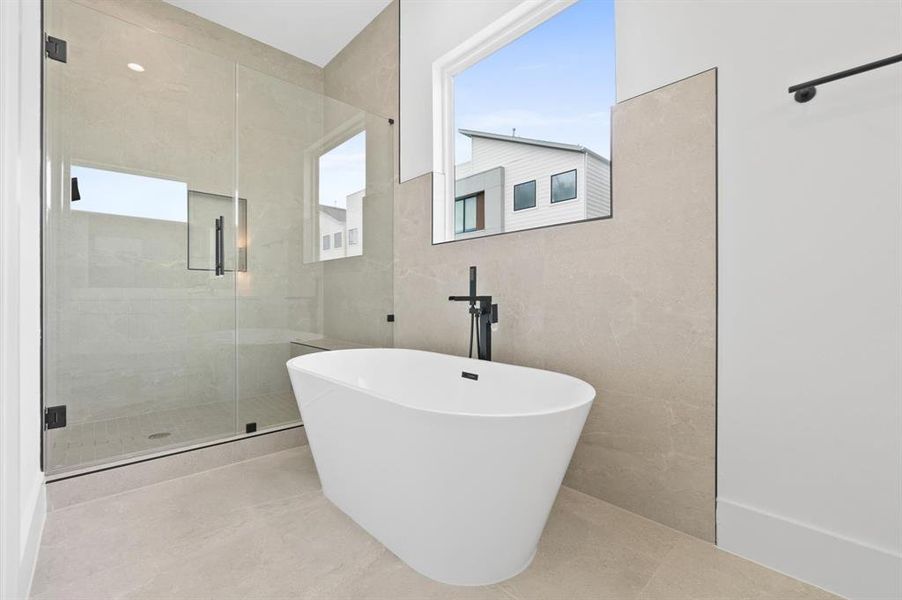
xmin=323 ymin=1 xmax=399 ymax=121
xmin=67 ymin=0 xmax=323 ymax=93
xmin=322 ymin=3 xmax=399 ymax=347
xmin=394 ymin=71 xmax=717 ymax=540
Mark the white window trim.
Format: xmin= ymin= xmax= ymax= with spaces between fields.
xmin=303 ymin=112 xmax=365 ymax=263
xmin=430 ymin=0 xmax=578 ymax=243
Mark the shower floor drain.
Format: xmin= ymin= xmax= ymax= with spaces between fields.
xmin=148 ymin=432 xmax=171 ymax=440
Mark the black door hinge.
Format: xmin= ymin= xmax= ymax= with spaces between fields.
xmin=45 ymin=405 xmax=67 ymax=429
xmin=45 ymin=36 xmax=67 ymax=63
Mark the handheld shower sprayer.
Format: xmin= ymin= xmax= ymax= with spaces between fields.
xmin=448 ymin=266 xmax=498 ymax=360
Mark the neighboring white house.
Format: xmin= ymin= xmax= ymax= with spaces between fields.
xmin=453 ymin=129 xmax=611 ymax=240
xmin=318 ymin=189 xmax=364 ymax=261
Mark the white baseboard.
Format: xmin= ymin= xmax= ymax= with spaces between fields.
xmin=717 ymin=498 xmax=901 ymax=600
xmin=19 ymin=482 xmax=46 ymax=599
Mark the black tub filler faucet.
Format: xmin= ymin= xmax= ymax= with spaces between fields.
xmin=449 ymin=266 xmax=498 ymax=361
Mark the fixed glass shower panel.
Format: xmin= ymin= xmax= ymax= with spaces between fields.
xmin=43 ymin=0 xmax=239 ymax=474
xmin=234 ymin=66 xmax=395 ymax=431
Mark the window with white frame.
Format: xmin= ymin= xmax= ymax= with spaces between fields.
xmin=315 ymin=129 xmax=366 ymax=262
xmin=432 ymin=0 xmax=614 ymax=243
xmin=348 ymin=228 xmax=359 ymax=245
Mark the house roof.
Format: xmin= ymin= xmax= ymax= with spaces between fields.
xmin=458 ymin=129 xmax=610 ymax=164
xmin=319 ymin=205 xmax=347 ymax=222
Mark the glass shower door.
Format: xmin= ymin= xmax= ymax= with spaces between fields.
xmin=234 ymin=66 xmax=395 ymax=432
xmin=43 ymin=0 xmax=239 ymax=474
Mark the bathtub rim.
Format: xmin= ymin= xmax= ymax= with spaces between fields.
xmin=286 ymin=347 xmax=596 ymax=419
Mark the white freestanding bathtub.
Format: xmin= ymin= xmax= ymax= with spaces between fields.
xmin=286 ymin=348 xmax=594 ymax=586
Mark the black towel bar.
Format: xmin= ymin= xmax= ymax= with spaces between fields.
xmin=788 ymin=52 xmax=902 ymax=103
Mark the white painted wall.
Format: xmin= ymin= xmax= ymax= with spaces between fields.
xmin=399 ymin=0 xmax=522 ymax=182
xmin=617 ymin=1 xmax=901 ymax=598
xmin=0 ymin=0 xmax=46 ymax=597
xmin=164 ymin=0 xmax=391 ymax=68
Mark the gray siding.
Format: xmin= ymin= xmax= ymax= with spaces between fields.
xmin=454 ymin=167 xmax=504 ymax=240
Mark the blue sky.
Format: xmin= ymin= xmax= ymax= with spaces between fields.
xmin=71 ymin=165 xmax=188 ymax=221
xmin=454 ymin=0 xmax=615 ymax=164
xmin=319 ymin=131 xmax=366 ymax=208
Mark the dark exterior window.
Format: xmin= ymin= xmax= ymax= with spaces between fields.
xmin=322 ymin=235 xmax=330 ymax=251
xmin=551 ymin=169 xmax=577 ymax=203
xmin=334 ymin=231 xmax=343 ymax=248
xmin=454 ymin=193 xmax=485 ymax=234
xmin=348 ymin=228 xmax=359 ymax=245
xmin=513 ymin=180 xmax=536 ymax=211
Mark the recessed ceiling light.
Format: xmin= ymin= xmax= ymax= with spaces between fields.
xmin=127 ymin=63 xmax=145 ymax=72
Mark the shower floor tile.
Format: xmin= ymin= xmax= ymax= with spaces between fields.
xmin=31 ymin=447 xmax=839 ymax=600
xmin=46 ymin=392 xmax=300 ymax=474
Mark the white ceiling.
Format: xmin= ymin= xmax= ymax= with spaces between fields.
xmin=163 ymin=0 xmax=392 ymax=67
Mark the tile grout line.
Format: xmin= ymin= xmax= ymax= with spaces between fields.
xmin=495 ymin=582 xmax=522 ymax=600
xmin=560 ymin=484 xmax=709 ymax=546
xmin=631 ymin=539 xmax=682 ymax=600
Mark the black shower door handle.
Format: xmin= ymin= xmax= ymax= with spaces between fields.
xmin=214 ymin=216 xmax=224 ymax=276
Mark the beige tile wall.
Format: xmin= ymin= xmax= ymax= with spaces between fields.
xmin=320 ymin=2 xmax=399 ymax=347
xmin=67 ymin=0 xmax=323 ymax=93
xmin=393 ymin=72 xmax=717 ymax=540
xmin=395 ymin=72 xmax=716 ymax=540
xmin=235 ymin=65 xmax=326 ymax=407
xmin=324 ymin=1 xmax=399 ymax=120
xmin=327 ymin=0 xmax=716 ymax=540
